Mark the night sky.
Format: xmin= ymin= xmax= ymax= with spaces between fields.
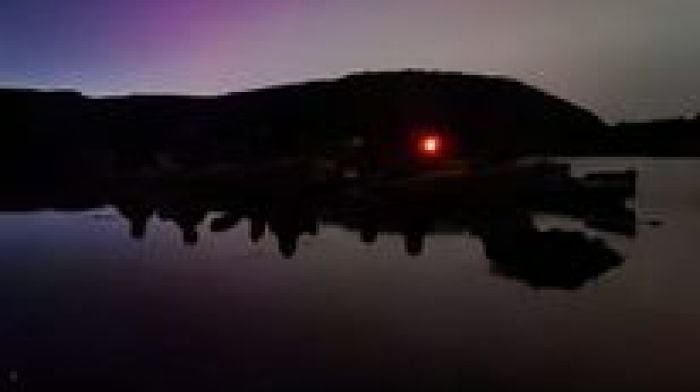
xmin=1 ymin=0 xmax=699 ymax=122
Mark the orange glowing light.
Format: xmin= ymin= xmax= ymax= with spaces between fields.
xmin=420 ymin=135 xmax=442 ymax=156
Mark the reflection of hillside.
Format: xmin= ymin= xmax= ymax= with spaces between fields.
xmin=0 ymin=163 xmax=636 ymax=290
xmin=476 ymin=216 xmax=624 ymax=289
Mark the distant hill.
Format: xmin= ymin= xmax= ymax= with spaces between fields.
xmin=1 ymin=70 xmax=693 ymax=181
xmin=602 ymin=116 xmax=700 ymax=156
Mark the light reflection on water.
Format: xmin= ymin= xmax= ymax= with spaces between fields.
xmin=1 ymin=159 xmax=700 ymax=390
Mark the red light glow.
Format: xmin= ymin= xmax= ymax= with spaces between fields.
xmin=419 ymin=135 xmax=442 ymax=156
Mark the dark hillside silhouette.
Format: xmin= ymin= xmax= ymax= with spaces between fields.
xmin=1 ymin=70 xmax=697 ymax=183
xmin=602 ymin=116 xmax=700 ymax=156
xmin=1 ymin=71 xmax=604 ymax=181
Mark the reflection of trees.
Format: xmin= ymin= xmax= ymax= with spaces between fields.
xmin=0 ymin=163 xmax=638 ymax=290
xmin=150 ymin=165 xmax=633 ymax=287
xmin=115 ymin=201 xmax=154 ymax=239
xmin=360 ymin=227 xmax=378 ymax=245
xmin=472 ymin=211 xmax=624 ymax=289
xmin=249 ymin=214 xmax=266 ymax=244
xmin=157 ymin=206 xmax=208 ymax=245
xmin=110 ymin=164 xmax=636 ymax=288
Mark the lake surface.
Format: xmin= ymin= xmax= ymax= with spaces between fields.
xmin=2 ymin=159 xmax=700 ymax=391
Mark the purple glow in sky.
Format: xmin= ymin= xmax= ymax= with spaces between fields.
xmin=1 ymin=0 xmax=699 ymax=121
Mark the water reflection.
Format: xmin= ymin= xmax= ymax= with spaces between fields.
xmin=1 ymin=162 xmax=637 ymax=289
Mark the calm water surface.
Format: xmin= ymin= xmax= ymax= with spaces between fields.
xmin=1 ymin=159 xmax=700 ymax=391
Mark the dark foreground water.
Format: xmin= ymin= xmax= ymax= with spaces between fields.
xmin=1 ymin=159 xmax=700 ymax=391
